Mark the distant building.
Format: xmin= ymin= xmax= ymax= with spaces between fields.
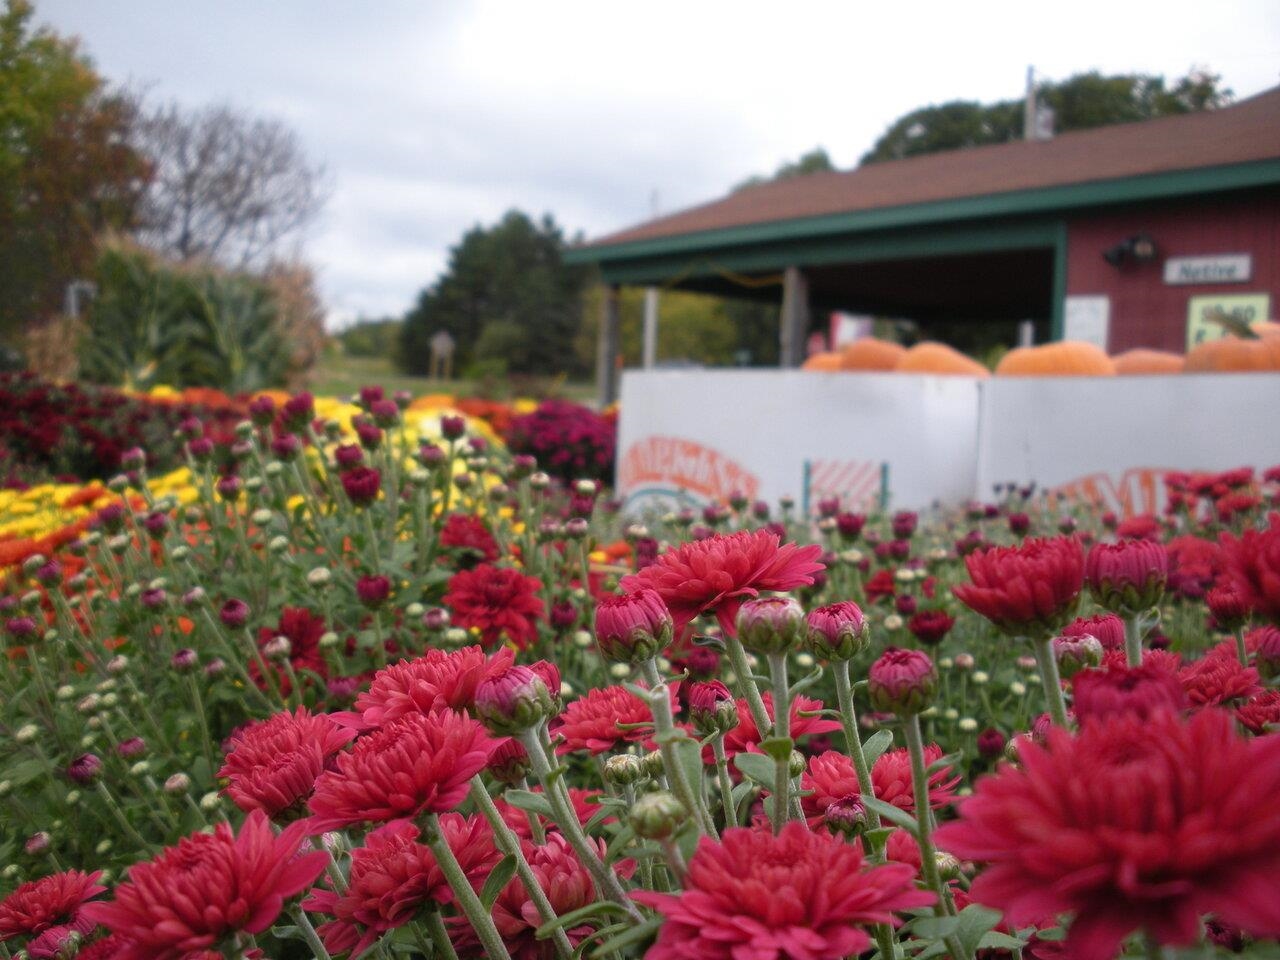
xmin=568 ymin=87 xmax=1280 ymax=401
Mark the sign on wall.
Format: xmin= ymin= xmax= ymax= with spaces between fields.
xmin=1185 ymin=293 xmax=1272 ymax=349
xmin=1163 ymin=254 xmax=1252 ymax=285
xmin=1062 ymin=295 xmax=1110 ymax=349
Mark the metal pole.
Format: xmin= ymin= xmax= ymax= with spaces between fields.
xmin=642 ymin=287 xmax=659 ymax=369
xmin=1023 ymin=65 xmax=1036 ymax=141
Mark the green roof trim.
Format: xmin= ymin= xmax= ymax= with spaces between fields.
xmin=565 ymin=158 xmax=1280 ymax=268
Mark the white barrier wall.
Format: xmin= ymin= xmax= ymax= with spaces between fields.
xmin=976 ymin=373 xmax=1280 ymax=515
xmin=616 ymin=370 xmax=1280 ymax=516
xmin=616 ymin=371 xmax=982 ymax=514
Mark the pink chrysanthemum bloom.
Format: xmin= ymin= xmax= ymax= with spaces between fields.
xmin=218 ymin=707 xmax=354 ymax=819
xmin=304 ymin=814 xmax=499 ymax=959
xmin=455 ymin=832 xmax=606 ymax=960
xmin=953 ymin=536 xmax=1084 ymax=636
xmin=80 ymin=810 xmax=326 ymax=959
xmin=634 ymin=821 xmax=933 ymax=960
xmin=351 ymin=646 xmax=514 ymax=730
xmin=443 ymin=564 xmax=546 ymax=649
xmin=721 ymin=692 xmax=841 ymax=760
xmin=620 ymin=529 xmax=824 ymax=636
xmin=1237 ymin=689 xmax=1280 ymax=734
xmin=307 ymin=711 xmax=496 ymax=831
xmin=0 ymin=870 xmax=105 ymax=958
xmin=1219 ymin=514 xmax=1280 ymax=623
xmin=1178 ymin=653 xmax=1262 ymax=707
xmin=1071 ymin=661 xmax=1188 ymax=723
xmin=935 ymin=709 xmax=1280 ymax=960
xmin=801 ymin=745 xmax=958 ymax=829
xmin=551 ymin=684 xmax=670 ymax=755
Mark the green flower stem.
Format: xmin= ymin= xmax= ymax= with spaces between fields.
xmin=1030 ymin=636 xmax=1070 ymax=728
xmin=424 ymin=812 xmax=512 ymax=960
xmin=832 ymin=659 xmax=883 ymax=838
xmin=710 ymin=736 xmax=738 ymax=828
xmin=362 ymin=510 xmax=381 ymax=569
xmin=659 ymin=836 xmax=688 ymax=883
xmin=766 ymin=652 xmax=791 ymax=834
xmin=903 ymin=715 xmax=970 ymax=960
xmin=1124 ymin=614 xmax=1144 ymax=668
xmin=518 ymin=729 xmax=644 ymax=923
xmin=241 ymin=627 xmax=285 ymax=708
xmin=640 ymin=659 xmax=716 ymax=838
xmin=724 ymin=634 xmax=772 ymax=736
xmin=515 ymin=777 xmax=547 ymax=845
xmin=185 ymin=673 xmax=215 ymax=771
xmin=95 ymin=780 xmax=151 ymax=853
xmin=195 ymin=609 xmax=273 ymax=713
xmin=1234 ymin=627 xmax=1250 ymax=666
xmin=422 ymin=911 xmax=460 ymax=960
xmin=469 ymin=776 xmax=574 ymax=960
xmin=290 ymin=905 xmax=334 ymax=960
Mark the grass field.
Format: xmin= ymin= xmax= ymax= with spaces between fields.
xmin=308 ymin=353 xmax=597 ymax=404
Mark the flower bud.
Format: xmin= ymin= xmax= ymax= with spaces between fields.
xmin=170 ymin=648 xmax=198 ymax=673
xmin=824 ymin=795 xmax=868 ymax=838
xmin=736 ymin=596 xmax=806 ymax=655
xmin=603 ymin=754 xmax=645 ymax=787
xmin=67 ymin=753 xmax=103 ymax=785
xmin=628 ymin=790 xmax=687 ymax=840
xmin=164 ymin=773 xmax=191 ymax=794
xmin=867 ymin=648 xmax=938 ymax=715
xmin=356 ymin=574 xmax=392 ymax=609
xmin=440 ymin=414 xmax=466 ymax=441
xmin=25 ymin=831 xmax=51 ymax=856
xmin=486 ymin=739 xmax=532 ymax=786
xmin=687 ymin=680 xmax=740 ymax=737
xmin=473 ymin=665 xmax=555 ymax=735
xmin=1052 ymin=633 xmax=1104 ymax=678
xmin=641 ymin=750 xmax=665 ymax=779
xmin=805 ymin=601 xmax=870 ymax=660
xmin=593 ymin=589 xmax=672 ymax=663
xmin=263 ymin=636 xmax=292 ymax=661
xmin=1085 ymin=540 xmax=1168 ymax=614
xmin=219 ymin=598 xmax=250 ymax=629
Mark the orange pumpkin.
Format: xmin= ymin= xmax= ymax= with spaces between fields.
xmin=1184 ymin=336 xmax=1280 ymax=373
xmin=996 ymin=341 xmax=1115 ymax=377
xmin=894 ymin=342 xmax=990 ymax=377
xmin=839 ymin=338 xmax=906 ymax=371
xmin=1112 ymin=349 xmax=1185 ymax=375
xmin=801 ymin=351 xmax=844 ymax=371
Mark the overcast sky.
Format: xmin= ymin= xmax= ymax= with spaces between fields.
xmin=35 ymin=1 xmax=1280 ymax=328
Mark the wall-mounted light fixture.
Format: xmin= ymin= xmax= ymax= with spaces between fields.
xmin=1102 ymin=233 xmax=1158 ymax=268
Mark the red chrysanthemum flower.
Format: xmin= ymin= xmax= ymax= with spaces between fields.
xmin=253 ymin=606 xmax=328 ymax=694
xmin=800 ymin=745 xmax=958 ymax=829
xmin=351 ymin=646 xmax=514 ymax=730
xmin=1237 ymin=689 xmax=1280 ymax=734
xmin=953 ymin=536 xmax=1084 ymax=636
xmin=307 ymin=711 xmax=496 ymax=831
xmin=721 ymin=692 xmax=841 ymax=759
xmin=304 ymin=814 xmax=499 ymax=959
xmin=1061 ymin=613 xmax=1125 ymax=651
xmin=619 ymin=529 xmax=825 ymax=637
xmin=1220 ymin=514 xmax=1280 ymax=623
xmin=1071 ymin=660 xmax=1187 ymax=723
xmin=80 ymin=810 xmax=326 ymax=960
xmin=462 ymin=832 xmax=602 ymax=960
xmin=444 ymin=564 xmax=545 ymax=649
xmin=935 ymin=709 xmax=1280 ymax=960
xmin=634 ymin=821 xmax=933 ymax=960
xmin=552 ymin=684 xmax=669 ymax=755
xmin=0 ymin=870 xmax=105 ymax=957
xmin=72 ymin=934 xmax=129 ymax=960
xmin=218 ymin=707 xmax=354 ymax=819
xmin=1164 ymin=534 xmax=1222 ymax=600
xmin=439 ymin=513 xmax=500 ymax=566
xmin=1178 ymin=653 xmax=1262 ymax=707
xmin=885 ymin=829 xmax=923 ymax=871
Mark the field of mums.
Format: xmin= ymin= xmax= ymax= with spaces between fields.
xmin=1 ymin=378 xmax=1279 ymax=960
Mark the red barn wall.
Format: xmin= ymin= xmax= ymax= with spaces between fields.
xmin=1065 ymin=189 xmax=1280 ymax=353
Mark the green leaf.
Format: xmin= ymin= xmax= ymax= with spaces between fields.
xmin=926 ymin=751 xmax=962 ymax=775
xmin=758 ymin=736 xmax=794 ymax=762
xmin=673 ymin=736 xmax=706 ymax=797
xmin=956 ymin=904 xmax=1005 ymax=957
xmin=862 ymin=729 xmax=895 ymax=764
xmin=501 ymin=789 xmax=554 ymax=818
xmin=534 ymin=900 xmax=627 ymax=939
xmin=5 ymin=758 xmax=47 ymax=787
xmin=587 ymin=917 xmax=665 ymax=958
xmin=733 ymin=752 xmax=777 ymax=784
xmin=788 ymin=663 xmax=826 ymax=697
xmin=480 ymin=853 xmax=518 ymax=909
xmin=910 ymin=916 xmax=962 ymax=939
xmin=861 ymin=796 xmax=919 ymax=833
xmin=978 ymin=931 xmax=1029 ymax=950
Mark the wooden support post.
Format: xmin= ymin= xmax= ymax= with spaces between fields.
xmin=597 ymin=284 xmax=622 ymax=407
xmin=779 ymin=266 xmax=810 ymax=368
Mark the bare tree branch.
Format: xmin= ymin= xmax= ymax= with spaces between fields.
xmin=132 ymin=102 xmax=328 ymax=268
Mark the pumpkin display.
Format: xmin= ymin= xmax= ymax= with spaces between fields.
xmin=801 ymin=351 xmax=844 ymax=371
xmin=1112 ymin=349 xmax=1185 ymax=375
xmin=839 ymin=338 xmax=906 ymax=371
xmin=995 ymin=341 xmax=1115 ymax=377
xmin=1184 ymin=335 xmax=1280 ymax=373
xmin=893 ymin=341 xmax=990 ymax=377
